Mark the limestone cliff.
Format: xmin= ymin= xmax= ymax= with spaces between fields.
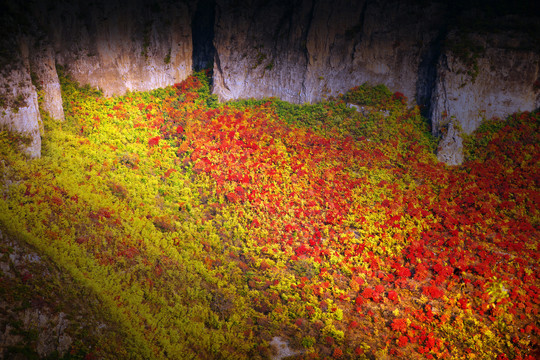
xmin=213 ymin=0 xmax=314 ymax=103
xmin=212 ymin=0 xmax=540 ymax=164
xmin=28 ymin=41 xmax=65 ymax=122
xmin=212 ymin=0 xmax=446 ymax=105
xmin=0 ymin=0 xmax=195 ymax=158
xmin=431 ymin=30 xmax=540 ymax=164
xmin=34 ymin=0 xmax=193 ymax=97
xmin=0 ymin=62 xmax=42 ymax=159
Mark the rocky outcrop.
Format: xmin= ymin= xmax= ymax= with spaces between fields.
xmin=0 ymin=63 xmax=42 ymax=159
xmin=431 ymin=31 xmax=540 ymax=163
xmin=213 ymin=0 xmax=447 ymax=105
xmin=0 ymin=6 xmax=41 ymax=159
xmin=40 ymin=0 xmax=194 ymax=97
xmin=435 ymin=122 xmax=464 ymax=166
xmin=0 ymin=0 xmax=196 ymax=158
xmin=213 ymin=0 xmax=313 ymax=103
xmin=212 ymin=0 xmax=540 ymax=164
xmin=28 ymin=41 xmax=65 ymax=122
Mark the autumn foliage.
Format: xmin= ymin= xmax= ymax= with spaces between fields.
xmin=0 ymin=71 xmax=538 ymax=359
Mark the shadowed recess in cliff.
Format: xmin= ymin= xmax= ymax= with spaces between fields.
xmin=416 ymin=18 xmax=447 ymax=121
xmin=192 ymin=0 xmax=216 ymax=71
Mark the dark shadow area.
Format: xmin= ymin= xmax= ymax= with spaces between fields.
xmin=416 ymin=28 xmax=445 ymax=120
xmin=192 ymin=0 xmax=216 ymax=72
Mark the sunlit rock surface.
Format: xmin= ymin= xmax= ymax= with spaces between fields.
xmin=435 ymin=122 xmax=464 ymax=166
xmin=29 ymin=41 xmax=65 ymax=121
xmin=212 ymin=0 xmax=446 ymax=105
xmin=0 ymin=64 xmax=42 ymax=159
xmin=41 ymin=0 xmax=193 ymax=96
xmin=1 ymin=0 xmax=196 ymax=158
xmin=430 ymin=32 xmax=540 ymax=138
xmin=212 ymin=0 xmax=540 ymax=164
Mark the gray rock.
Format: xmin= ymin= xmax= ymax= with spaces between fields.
xmin=29 ymin=41 xmax=65 ymax=121
xmin=270 ymin=336 xmax=302 ymax=360
xmin=212 ymin=0 xmax=540 ymax=165
xmin=1 ymin=0 xmax=538 ymax=166
xmin=43 ymin=0 xmax=194 ymax=96
xmin=212 ymin=0 xmax=446 ymax=105
xmin=436 ymin=122 xmax=464 ymax=166
xmin=0 ymin=63 xmax=42 ymax=158
xmin=431 ymin=39 xmax=539 ymax=138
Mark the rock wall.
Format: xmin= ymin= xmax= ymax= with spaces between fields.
xmin=38 ymin=0 xmax=194 ymax=97
xmin=0 ymin=63 xmax=42 ymax=159
xmin=0 ymin=5 xmax=41 ymax=159
xmin=212 ymin=0 xmax=447 ymax=105
xmin=0 ymin=0 xmax=196 ymax=158
xmin=430 ymin=31 xmax=540 ymax=163
xmin=212 ymin=0 xmax=540 ymax=164
xmin=213 ymin=0 xmax=313 ymax=103
xmin=28 ymin=41 xmax=65 ymax=122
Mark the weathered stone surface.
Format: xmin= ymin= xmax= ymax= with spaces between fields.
xmin=213 ymin=0 xmax=446 ymax=105
xmin=0 ymin=230 xmax=72 ymax=359
xmin=0 ymin=5 xmax=45 ymax=158
xmin=0 ymin=63 xmax=42 ymax=159
xmin=42 ymin=0 xmax=194 ymax=96
xmin=429 ymin=30 xmax=540 ymax=164
xmin=213 ymin=0 xmax=314 ymax=103
xmin=1 ymin=0 xmax=539 ymax=165
xmin=302 ymin=0 xmax=446 ymax=105
xmin=212 ymin=0 xmax=539 ymax=164
xmin=29 ymin=41 xmax=65 ymax=121
xmin=1 ymin=0 xmax=196 ymax=158
xmin=435 ymin=122 xmax=464 ymax=166
xmin=431 ymin=37 xmax=540 ymax=137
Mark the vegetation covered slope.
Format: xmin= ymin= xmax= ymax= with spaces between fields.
xmin=0 ymin=71 xmax=538 ymax=359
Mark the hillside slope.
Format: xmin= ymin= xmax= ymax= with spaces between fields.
xmin=1 ymin=72 xmax=538 ymax=359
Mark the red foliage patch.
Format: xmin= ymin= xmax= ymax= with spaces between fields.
xmin=148 ymin=136 xmax=160 ymax=147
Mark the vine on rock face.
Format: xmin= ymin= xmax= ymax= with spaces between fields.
xmin=0 ymin=70 xmax=538 ymax=360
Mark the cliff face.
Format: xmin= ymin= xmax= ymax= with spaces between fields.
xmin=213 ymin=0 xmax=313 ymax=103
xmin=213 ymin=0 xmax=540 ymax=164
xmin=213 ymin=0 xmax=446 ymax=105
xmin=213 ymin=0 xmax=447 ymax=104
xmin=41 ymin=0 xmax=193 ymax=97
xmin=29 ymin=41 xmax=65 ymax=122
xmin=0 ymin=0 xmax=195 ymax=157
xmin=431 ymin=32 xmax=540 ymax=164
xmin=1 ymin=0 xmax=539 ymax=163
xmin=0 ymin=8 xmax=40 ymax=158
xmin=0 ymin=62 xmax=42 ymax=159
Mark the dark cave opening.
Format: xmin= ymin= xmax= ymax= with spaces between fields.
xmin=192 ymin=0 xmax=216 ymax=72
xmin=416 ymin=28 xmax=445 ymax=124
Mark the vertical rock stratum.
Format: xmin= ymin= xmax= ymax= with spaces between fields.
xmin=0 ymin=62 xmax=42 ymax=159
xmin=213 ymin=0 xmax=447 ymax=105
xmin=430 ymin=29 xmax=540 ymax=164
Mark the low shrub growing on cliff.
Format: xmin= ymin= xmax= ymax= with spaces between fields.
xmin=0 ymin=71 xmax=538 ymax=359
xmin=344 ymin=83 xmax=393 ymax=107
